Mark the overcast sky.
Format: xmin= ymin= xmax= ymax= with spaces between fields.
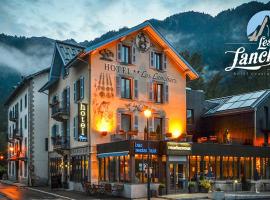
xmin=1 ymin=0 xmax=269 ymax=42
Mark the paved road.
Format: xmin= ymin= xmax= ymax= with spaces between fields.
xmin=0 ymin=182 xmax=127 ymax=200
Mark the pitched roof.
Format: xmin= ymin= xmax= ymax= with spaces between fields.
xmin=85 ymin=20 xmax=199 ymax=80
xmin=5 ymin=68 xmax=50 ymax=105
xmin=55 ymin=41 xmax=84 ymax=65
xmin=204 ymin=89 xmax=270 ymax=116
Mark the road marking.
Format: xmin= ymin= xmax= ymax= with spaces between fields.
xmin=27 ymin=188 xmax=75 ymax=200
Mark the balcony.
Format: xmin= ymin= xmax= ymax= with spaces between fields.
xmin=13 ymin=128 xmax=23 ymax=140
xmin=9 ymin=111 xmax=18 ymax=122
xmin=52 ymin=136 xmax=70 ymax=151
xmin=51 ymin=105 xmax=69 ymax=122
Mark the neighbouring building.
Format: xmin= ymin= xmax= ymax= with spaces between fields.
xmin=5 ymin=68 xmax=49 ymax=186
xmin=39 ymin=21 xmax=198 ymax=198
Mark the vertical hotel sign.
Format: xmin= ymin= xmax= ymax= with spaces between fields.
xmin=78 ymin=103 xmax=87 ymax=142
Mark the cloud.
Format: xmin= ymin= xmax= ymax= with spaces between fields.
xmin=0 ymin=43 xmax=53 ymax=75
xmin=1 ymin=0 xmax=268 ymax=42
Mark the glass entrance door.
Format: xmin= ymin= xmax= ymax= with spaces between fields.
xmin=169 ymin=162 xmax=187 ymax=193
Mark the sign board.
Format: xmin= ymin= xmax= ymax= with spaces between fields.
xmin=78 ymin=103 xmax=88 ymax=142
xmin=134 ymin=141 xmax=158 ymax=154
xmin=167 ymin=142 xmax=192 ymax=155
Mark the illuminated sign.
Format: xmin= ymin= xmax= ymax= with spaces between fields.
xmin=167 ymin=142 xmax=191 ymax=155
xmin=134 ymin=142 xmax=157 ymax=154
xmin=78 ymin=103 xmax=87 ymax=142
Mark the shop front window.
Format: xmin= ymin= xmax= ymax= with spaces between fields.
xmin=70 ymin=155 xmax=88 ymax=182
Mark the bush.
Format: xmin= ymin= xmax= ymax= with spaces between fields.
xmin=199 ymin=179 xmax=211 ymax=190
xmin=188 ymin=181 xmax=196 ymax=188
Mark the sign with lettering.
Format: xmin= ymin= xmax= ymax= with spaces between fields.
xmin=104 ymin=63 xmax=176 ymax=83
xmin=78 ymin=103 xmax=88 ymax=142
xmin=167 ymin=142 xmax=191 ymax=155
xmin=134 ymin=142 xmax=158 ymax=154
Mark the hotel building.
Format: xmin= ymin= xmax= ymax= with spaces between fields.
xmin=5 ymin=68 xmax=49 ymax=186
xmin=40 ymin=21 xmax=270 ymax=198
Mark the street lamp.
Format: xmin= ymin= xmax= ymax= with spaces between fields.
xmin=144 ymin=108 xmax=152 ymax=200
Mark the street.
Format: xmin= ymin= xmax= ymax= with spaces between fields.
xmin=0 ymin=182 xmax=125 ymax=200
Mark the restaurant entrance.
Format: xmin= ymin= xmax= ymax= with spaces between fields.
xmin=168 ymin=162 xmax=188 ymax=193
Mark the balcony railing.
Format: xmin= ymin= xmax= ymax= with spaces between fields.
xmin=51 ymin=105 xmax=69 ymax=122
xmin=9 ymin=111 xmax=18 ymax=122
xmin=52 ymin=136 xmax=70 ymax=150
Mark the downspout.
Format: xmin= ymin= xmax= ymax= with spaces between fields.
xmin=254 ymin=107 xmax=257 ymax=145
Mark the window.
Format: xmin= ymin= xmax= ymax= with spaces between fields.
xmin=74 ymin=77 xmax=84 ymax=102
xmin=154 ymin=83 xmax=163 ymax=103
xmin=187 ymin=109 xmax=194 ymax=125
xmin=24 ymin=94 xmax=27 ymax=108
xmin=121 ymin=45 xmax=131 ymax=64
xmin=154 ymin=52 xmax=162 ymax=70
xmin=20 ymin=98 xmax=22 ymax=112
xmin=121 ymin=114 xmax=131 ymax=132
xmin=24 ymin=115 xmax=27 ymax=129
xmin=264 ymin=106 xmax=269 ymax=129
xmin=24 ymin=161 xmax=27 ymax=177
xmin=121 ymin=78 xmax=131 ymax=99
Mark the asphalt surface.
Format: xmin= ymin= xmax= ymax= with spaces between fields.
xmin=0 ymin=182 xmax=126 ymax=200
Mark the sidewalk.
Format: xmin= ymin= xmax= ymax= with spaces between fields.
xmin=161 ymin=193 xmax=209 ymax=200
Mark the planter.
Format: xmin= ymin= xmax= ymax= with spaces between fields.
xmin=158 ymin=187 xmax=166 ymax=196
xmin=200 ymin=186 xmax=209 ymax=193
xmin=188 ymin=186 xmax=196 ymax=193
xmin=212 ymin=191 xmax=225 ymax=200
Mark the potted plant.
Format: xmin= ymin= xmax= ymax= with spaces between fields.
xmin=188 ymin=181 xmax=196 ymax=193
xmin=158 ymin=183 xmax=166 ymax=196
xmin=199 ymin=179 xmax=211 ymax=193
xmin=212 ymin=188 xmax=225 ymax=200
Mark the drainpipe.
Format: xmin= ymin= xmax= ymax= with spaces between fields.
xmin=254 ymin=108 xmax=257 ymax=145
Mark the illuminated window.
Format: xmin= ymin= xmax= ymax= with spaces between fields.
xmin=154 ymin=83 xmax=163 ymax=103
xmin=121 ymin=78 xmax=131 ymax=99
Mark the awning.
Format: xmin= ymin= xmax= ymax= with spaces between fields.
xmin=97 ymin=151 xmax=129 ymax=158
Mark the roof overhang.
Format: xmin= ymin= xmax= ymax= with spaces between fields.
xmin=84 ymin=21 xmax=199 ymax=80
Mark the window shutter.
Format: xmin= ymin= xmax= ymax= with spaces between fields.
xmin=165 ymin=83 xmax=169 ymax=103
xmin=163 ymin=53 xmax=167 ymax=71
xmin=116 ymin=76 xmax=121 ymax=97
xmin=80 ymin=76 xmax=84 ymax=100
xmin=117 ymin=112 xmax=121 ymax=131
xmin=132 ymin=44 xmax=136 ymax=64
xmin=117 ymin=43 xmax=122 ymax=62
xmin=56 ymin=124 xmax=59 ymax=136
xmin=150 ymin=51 xmax=154 ymax=68
xmin=148 ymin=81 xmax=153 ymax=101
xmin=60 ymin=123 xmax=64 ymax=137
xmin=74 ymin=117 xmax=78 ymax=140
xmin=67 ymin=86 xmax=70 ymax=109
xmin=67 ymin=119 xmax=70 ymax=137
xmin=134 ymin=114 xmax=139 ymax=130
xmin=164 ymin=118 xmax=169 ymax=136
xmin=134 ymin=79 xmax=138 ymax=99
xmin=149 ymin=117 xmax=153 ymax=132
xmin=73 ymin=81 xmax=77 ymax=103
xmin=51 ymin=125 xmax=55 ymax=138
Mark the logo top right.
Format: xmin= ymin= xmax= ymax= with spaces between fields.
xmin=247 ymin=11 xmax=270 ymax=42
xmin=225 ymin=10 xmax=270 ymax=72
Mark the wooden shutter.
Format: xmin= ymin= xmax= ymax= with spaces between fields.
xmin=134 ymin=79 xmax=138 ymax=99
xmin=148 ymin=81 xmax=153 ymax=101
xmin=134 ymin=114 xmax=139 ymax=130
xmin=150 ymin=51 xmax=154 ymax=68
xmin=117 ymin=43 xmax=122 ymax=62
xmin=67 ymin=119 xmax=70 ymax=137
xmin=116 ymin=76 xmax=121 ymax=97
xmin=67 ymin=86 xmax=70 ymax=109
xmin=164 ymin=118 xmax=169 ymax=135
xmin=80 ymin=76 xmax=84 ymax=100
xmin=60 ymin=123 xmax=64 ymax=137
xmin=74 ymin=116 xmax=78 ymax=140
xmin=164 ymin=83 xmax=169 ymax=103
xmin=73 ymin=81 xmax=77 ymax=103
xmin=56 ymin=124 xmax=59 ymax=136
xmin=117 ymin=112 xmax=121 ymax=131
xmin=163 ymin=53 xmax=167 ymax=71
xmin=132 ymin=44 xmax=136 ymax=64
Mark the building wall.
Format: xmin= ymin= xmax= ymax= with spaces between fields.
xmin=7 ymin=84 xmax=29 ymax=183
xmin=88 ymin=31 xmax=187 ymax=181
xmin=31 ymin=73 xmax=49 ymax=184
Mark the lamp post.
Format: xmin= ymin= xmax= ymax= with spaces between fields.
xmin=144 ymin=109 xmax=152 ymax=200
